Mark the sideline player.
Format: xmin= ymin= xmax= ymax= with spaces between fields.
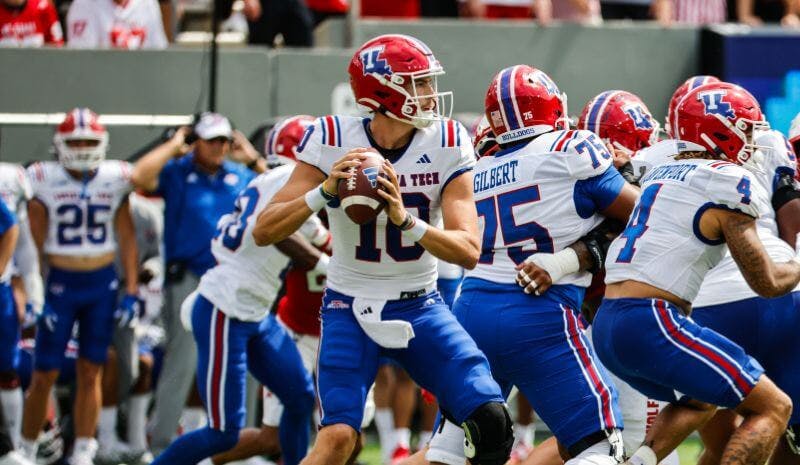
xmin=149 ymin=151 xmax=317 ymax=465
xmin=0 ymin=159 xmax=41 ymax=453
xmin=19 ymin=109 xmax=140 ymax=465
xmin=593 ymin=82 xmax=800 ymax=465
xmin=257 ymin=34 xmax=512 ymax=465
xmin=428 ymin=65 xmax=637 ymax=465
xmin=689 ymin=99 xmax=800 ymax=465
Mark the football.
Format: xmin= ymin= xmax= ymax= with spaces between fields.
xmin=338 ymin=151 xmax=387 ymax=224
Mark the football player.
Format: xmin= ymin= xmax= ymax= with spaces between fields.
xmin=203 ymin=115 xmax=333 ymax=465
xmin=257 ymin=34 xmax=511 ymax=465
xmin=148 ymin=136 xmax=319 ymax=465
xmin=19 ymin=109 xmax=140 ymax=465
xmin=0 ymin=159 xmax=41 ymax=453
xmin=664 ymin=75 xmax=720 ymax=138
xmin=687 ymin=92 xmax=800 ymax=465
xmin=427 ymin=65 xmax=637 ymax=465
xmin=0 ymin=193 xmax=22 ymax=465
xmin=593 ymin=82 xmax=800 ymax=465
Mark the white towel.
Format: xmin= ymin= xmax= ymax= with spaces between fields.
xmin=352 ymin=297 xmax=415 ymax=349
xmin=180 ymin=290 xmax=199 ymax=331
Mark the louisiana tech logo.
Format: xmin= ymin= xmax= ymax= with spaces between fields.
xmin=624 ymin=104 xmax=654 ymax=130
xmin=698 ymin=90 xmax=736 ymax=120
xmin=360 ymin=46 xmax=392 ymax=76
xmin=534 ymin=71 xmax=559 ymax=96
xmin=363 ymin=166 xmax=380 ymax=188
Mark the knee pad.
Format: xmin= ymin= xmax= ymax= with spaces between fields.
xmin=787 ymin=425 xmax=800 ymax=455
xmin=461 ymin=402 xmax=513 ymax=465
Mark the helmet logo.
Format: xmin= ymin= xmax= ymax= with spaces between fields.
xmin=699 ymin=90 xmax=736 ymax=120
xmin=534 ymin=72 xmax=559 ymax=96
xmin=490 ymin=110 xmax=504 ymax=129
xmin=360 ymin=46 xmax=392 ymax=76
xmin=624 ymin=104 xmax=654 ymax=130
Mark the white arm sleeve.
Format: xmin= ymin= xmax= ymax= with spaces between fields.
xmin=14 ymin=214 xmax=43 ymax=314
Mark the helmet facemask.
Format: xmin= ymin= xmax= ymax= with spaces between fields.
xmin=54 ymin=133 xmax=108 ymax=171
xmin=379 ymin=68 xmax=453 ymax=129
xmin=701 ymin=114 xmax=770 ymax=173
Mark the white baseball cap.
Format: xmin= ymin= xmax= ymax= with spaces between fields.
xmin=195 ymin=112 xmax=233 ymax=140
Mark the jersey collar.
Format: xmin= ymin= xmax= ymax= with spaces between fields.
xmin=361 ymin=118 xmax=417 ymax=163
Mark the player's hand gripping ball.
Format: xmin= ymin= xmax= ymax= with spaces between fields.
xmin=338 ymin=150 xmax=387 ymax=224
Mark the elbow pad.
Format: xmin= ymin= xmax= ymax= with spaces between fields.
xmin=772 ymin=172 xmax=800 ymax=212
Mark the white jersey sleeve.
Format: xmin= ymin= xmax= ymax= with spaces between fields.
xmin=559 ymin=130 xmax=616 ymax=180
xmin=297 ymin=117 xmax=332 ymax=174
xmin=66 ymin=0 xmax=100 ymax=48
xmin=440 ymin=121 xmax=476 ymax=188
xmin=699 ymin=162 xmax=761 ymax=219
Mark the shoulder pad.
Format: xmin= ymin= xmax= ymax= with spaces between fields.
xmin=437 ymin=119 xmax=464 ymax=148
xmin=700 ymin=162 xmax=763 ymax=219
xmin=26 ymin=162 xmax=50 ymax=185
xmin=317 ymin=115 xmax=344 ymax=148
xmin=557 ymin=130 xmax=614 ymax=180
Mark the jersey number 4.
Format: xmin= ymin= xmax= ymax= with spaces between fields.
xmin=476 ymin=185 xmax=554 ymax=265
xmin=615 ymin=183 xmax=662 ymax=263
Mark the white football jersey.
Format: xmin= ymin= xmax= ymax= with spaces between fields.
xmin=468 ymin=129 xmax=622 ymax=286
xmin=605 ymin=157 xmax=768 ymax=302
xmin=200 ymin=165 xmax=326 ymax=322
xmin=297 ymin=116 xmax=475 ymax=300
xmin=66 ymin=0 xmax=167 ymax=49
xmin=28 ymin=160 xmax=132 ymax=257
xmin=694 ymin=130 xmax=798 ymax=307
xmin=0 ymin=163 xmax=33 ymax=216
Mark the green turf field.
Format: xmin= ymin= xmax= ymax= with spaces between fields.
xmin=355 ymin=436 xmax=705 ymax=465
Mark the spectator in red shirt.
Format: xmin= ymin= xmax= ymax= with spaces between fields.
xmin=360 ymin=0 xmax=419 ymax=17
xmin=0 ymin=0 xmax=63 ymax=47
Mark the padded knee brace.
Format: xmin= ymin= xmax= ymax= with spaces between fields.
xmin=461 ymin=402 xmax=513 ymax=465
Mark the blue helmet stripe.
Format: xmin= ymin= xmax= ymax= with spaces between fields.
xmin=586 ymin=91 xmax=613 ymax=134
xmin=500 ymin=68 xmax=519 ymax=131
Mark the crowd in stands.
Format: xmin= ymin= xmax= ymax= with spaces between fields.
xmin=1 ymin=0 xmax=799 ymax=48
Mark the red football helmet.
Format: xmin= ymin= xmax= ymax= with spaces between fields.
xmin=264 ymin=115 xmax=316 ymax=167
xmin=473 ymin=115 xmax=499 ymax=158
xmin=673 ymin=82 xmax=769 ymax=167
xmin=348 ymin=34 xmax=452 ymax=129
xmin=666 ymin=75 xmax=720 ymax=137
xmin=578 ymin=90 xmax=660 ymax=154
xmin=53 ymin=108 xmax=108 ymax=171
xmin=484 ymin=65 xmax=568 ymax=145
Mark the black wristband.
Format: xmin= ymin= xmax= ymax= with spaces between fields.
xmin=247 ymin=158 xmax=259 ymax=170
xmin=618 ymin=162 xmax=638 ymax=184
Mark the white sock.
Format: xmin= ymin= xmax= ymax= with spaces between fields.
xmin=513 ymin=422 xmax=533 ymax=447
xmin=72 ymin=437 xmax=98 ymax=460
xmin=97 ymin=406 xmax=119 ymax=446
xmin=395 ymin=427 xmax=411 ymax=449
xmin=374 ymin=408 xmax=394 ymax=461
xmin=418 ymin=430 xmax=433 ymax=449
xmin=128 ymin=393 xmax=151 ymax=451
xmin=629 ymin=445 xmax=657 ymax=465
xmin=180 ymin=407 xmax=207 ymax=433
xmin=0 ymin=388 xmax=23 ymax=448
xmin=19 ymin=437 xmax=37 ymax=460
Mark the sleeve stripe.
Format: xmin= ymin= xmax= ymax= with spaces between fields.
xmin=441 ymin=166 xmax=472 ymax=193
xmin=561 ymin=131 xmax=582 ymax=152
xmin=324 ymin=116 xmax=337 ymax=146
xmin=440 ymin=121 xmax=446 ymax=147
xmin=551 ymin=130 xmax=575 ymax=152
xmin=334 ymin=116 xmax=342 ymax=147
